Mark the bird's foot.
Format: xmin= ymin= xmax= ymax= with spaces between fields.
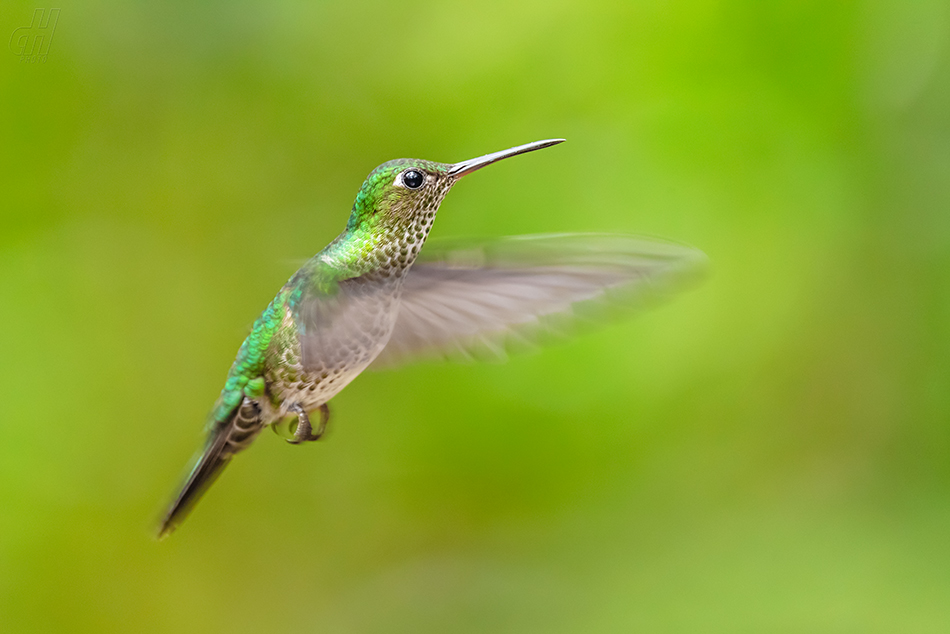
xmin=286 ymin=403 xmax=329 ymax=444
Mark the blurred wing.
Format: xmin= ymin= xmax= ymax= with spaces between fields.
xmin=295 ymin=274 xmax=397 ymax=371
xmin=372 ymin=233 xmax=706 ymax=368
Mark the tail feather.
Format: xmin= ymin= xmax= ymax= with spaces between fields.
xmin=158 ymin=398 xmax=263 ymax=538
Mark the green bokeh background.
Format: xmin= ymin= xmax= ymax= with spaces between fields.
xmin=3 ymin=1 xmax=950 ymax=631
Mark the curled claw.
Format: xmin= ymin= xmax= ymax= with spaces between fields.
xmin=286 ymin=403 xmax=330 ymax=444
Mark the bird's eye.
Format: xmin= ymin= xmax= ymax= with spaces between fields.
xmin=402 ymin=170 xmax=425 ymax=190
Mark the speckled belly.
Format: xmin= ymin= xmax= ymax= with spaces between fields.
xmin=262 ymin=291 xmax=400 ymax=420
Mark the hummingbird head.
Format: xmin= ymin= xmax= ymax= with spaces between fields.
xmin=346 ymin=139 xmax=565 ymax=238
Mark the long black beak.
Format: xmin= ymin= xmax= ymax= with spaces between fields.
xmin=447 ymin=139 xmax=565 ymax=178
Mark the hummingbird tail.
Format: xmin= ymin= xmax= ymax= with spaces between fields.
xmin=158 ymin=398 xmax=262 ymax=538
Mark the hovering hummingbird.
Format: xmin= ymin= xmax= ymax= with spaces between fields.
xmin=158 ymin=139 xmax=704 ymax=537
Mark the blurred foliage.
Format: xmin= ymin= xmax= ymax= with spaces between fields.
xmin=2 ymin=0 xmax=950 ymax=631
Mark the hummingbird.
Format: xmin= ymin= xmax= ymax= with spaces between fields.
xmin=158 ymin=139 xmax=704 ymax=537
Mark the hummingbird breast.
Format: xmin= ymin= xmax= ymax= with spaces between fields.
xmin=263 ymin=278 xmax=403 ymax=420
xmin=262 ymin=201 xmax=443 ymax=421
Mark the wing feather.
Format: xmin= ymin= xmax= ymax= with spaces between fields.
xmin=373 ymin=233 xmax=706 ymax=367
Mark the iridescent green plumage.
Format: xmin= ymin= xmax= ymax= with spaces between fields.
xmin=158 ymin=140 xmax=705 ymax=537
